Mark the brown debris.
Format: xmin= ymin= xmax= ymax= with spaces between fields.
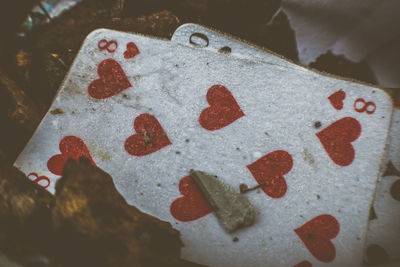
xmin=0 ymin=160 xmax=53 ymax=265
xmin=0 ymin=67 xmax=41 ymax=133
xmin=50 ymin=108 xmax=65 ymax=115
xmin=52 ymin=157 xmax=182 ymax=267
xmin=15 ymin=50 xmax=30 ymax=67
xmin=0 ymin=158 xmax=186 ymax=267
xmin=121 ymin=10 xmax=180 ymax=38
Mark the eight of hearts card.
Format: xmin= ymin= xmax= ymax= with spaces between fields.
xmin=14 ymin=29 xmax=393 ymax=267
xmin=171 ymin=23 xmax=400 ymax=265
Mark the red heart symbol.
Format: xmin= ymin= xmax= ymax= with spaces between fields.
xmin=88 ymin=58 xmax=132 ymax=99
xmin=247 ymin=150 xmax=293 ymax=198
xmin=328 ymin=90 xmax=346 ymax=110
xmin=294 ymin=214 xmax=339 ymax=263
xmin=199 ymin=85 xmax=244 ymax=131
xmin=125 ymin=113 xmax=171 ymax=156
xmin=47 ymin=136 xmax=96 ymax=176
xmin=316 ymin=117 xmax=361 ymax=166
xmin=170 ymin=176 xmax=212 ymax=221
xmin=294 ymin=260 xmax=312 ymax=267
xmin=124 ymin=42 xmax=140 ymax=59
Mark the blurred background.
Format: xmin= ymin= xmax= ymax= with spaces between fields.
xmin=282 ymin=0 xmax=400 ymax=88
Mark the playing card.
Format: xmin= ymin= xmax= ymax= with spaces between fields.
xmin=14 ymin=29 xmax=393 ymax=266
xmin=364 ymin=99 xmax=400 ymax=264
xmin=171 ymin=23 xmax=400 ymax=265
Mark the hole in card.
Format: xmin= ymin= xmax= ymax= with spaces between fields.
xmin=189 ymin=32 xmax=209 ymax=48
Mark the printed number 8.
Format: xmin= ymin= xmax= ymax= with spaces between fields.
xmin=354 ymin=98 xmax=376 ymax=114
xmin=98 ymin=39 xmax=118 ymax=53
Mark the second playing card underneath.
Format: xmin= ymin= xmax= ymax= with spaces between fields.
xmin=15 ymin=29 xmax=392 ymax=266
xmin=171 ymin=24 xmax=400 ymax=264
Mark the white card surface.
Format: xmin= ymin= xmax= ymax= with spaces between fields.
xmin=15 ymin=29 xmax=393 ymax=267
xmin=171 ymin=23 xmax=400 ymax=265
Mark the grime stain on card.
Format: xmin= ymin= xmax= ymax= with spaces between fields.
xmin=161 ymin=85 xmax=181 ymax=105
xmin=93 ymin=151 xmax=111 ymax=162
xmin=303 ymin=148 xmax=317 ymax=170
xmin=50 ymin=108 xmax=65 ymax=115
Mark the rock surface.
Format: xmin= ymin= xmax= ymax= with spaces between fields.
xmin=52 ymin=157 xmax=182 ymax=267
xmin=0 ymin=157 xmax=186 ymax=267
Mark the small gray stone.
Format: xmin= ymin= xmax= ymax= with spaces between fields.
xmin=190 ymin=170 xmax=255 ymax=233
